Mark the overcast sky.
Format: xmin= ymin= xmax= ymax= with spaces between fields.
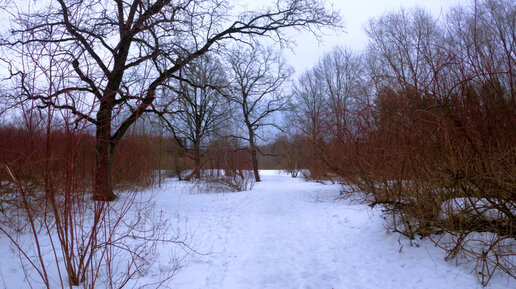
xmin=253 ymin=0 xmax=471 ymax=76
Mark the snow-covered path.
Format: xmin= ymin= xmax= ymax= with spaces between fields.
xmin=159 ymin=171 xmax=513 ymax=289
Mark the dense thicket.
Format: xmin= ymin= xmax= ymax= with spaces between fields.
xmin=285 ymin=0 xmax=515 ymax=285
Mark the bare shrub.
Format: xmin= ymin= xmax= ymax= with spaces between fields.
xmin=1 ymin=163 xmax=185 ymax=288
xmin=293 ymin=1 xmax=515 ymax=285
xmin=0 ymin=103 xmax=186 ymax=288
xmin=354 ymin=2 xmax=515 ymax=285
xmin=196 ymin=170 xmax=256 ymax=193
xmin=192 ymin=137 xmax=256 ymax=193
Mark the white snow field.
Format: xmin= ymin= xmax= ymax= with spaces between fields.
xmin=1 ymin=170 xmax=514 ymax=288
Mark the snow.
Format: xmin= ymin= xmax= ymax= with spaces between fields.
xmin=441 ymin=197 xmax=516 ymax=220
xmin=1 ymin=170 xmax=514 ymax=288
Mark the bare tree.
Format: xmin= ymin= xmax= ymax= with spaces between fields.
xmin=0 ymin=0 xmax=341 ymax=200
xmin=318 ymin=47 xmax=365 ymax=143
xmin=225 ymin=45 xmax=293 ymax=182
xmin=290 ymin=46 xmax=365 ymax=179
xmin=290 ymin=65 xmax=326 ymax=179
xmin=160 ymin=54 xmax=229 ymax=180
xmin=365 ymin=7 xmax=445 ymax=95
xmin=445 ymin=0 xmax=515 ymax=107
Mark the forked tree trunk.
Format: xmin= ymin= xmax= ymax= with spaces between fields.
xmin=92 ymin=105 xmax=117 ymax=201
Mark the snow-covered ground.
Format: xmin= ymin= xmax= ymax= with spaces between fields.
xmin=1 ymin=170 xmax=514 ymax=288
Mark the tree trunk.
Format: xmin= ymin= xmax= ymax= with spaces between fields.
xmin=92 ymin=105 xmax=117 ymax=201
xmin=193 ymin=140 xmax=201 ymax=179
xmin=248 ymin=131 xmax=260 ymax=182
xmin=310 ymin=132 xmax=321 ymax=180
xmin=251 ymin=147 xmax=260 ymax=182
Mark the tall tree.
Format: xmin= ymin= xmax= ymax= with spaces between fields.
xmin=161 ymin=54 xmax=229 ymax=180
xmin=290 ymin=46 xmax=364 ymax=179
xmin=225 ymin=45 xmax=293 ymax=182
xmin=290 ymin=65 xmax=326 ymax=177
xmin=318 ymin=47 xmax=364 ymax=143
xmin=0 ymin=0 xmax=341 ymax=200
xmin=365 ymin=7 xmax=444 ymax=95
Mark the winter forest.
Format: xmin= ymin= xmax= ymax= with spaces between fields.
xmin=0 ymin=0 xmax=514 ymax=288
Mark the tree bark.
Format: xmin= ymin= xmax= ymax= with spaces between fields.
xmin=248 ymin=130 xmax=261 ymax=182
xmin=92 ymin=104 xmax=117 ymax=201
xmin=193 ymin=140 xmax=201 ymax=179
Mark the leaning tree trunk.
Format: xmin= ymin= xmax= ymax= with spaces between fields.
xmin=93 ymin=104 xmax=117 ymax=201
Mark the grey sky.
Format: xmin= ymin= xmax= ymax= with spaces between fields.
xmin=270 ymin=0 xmax=471 ymax=75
